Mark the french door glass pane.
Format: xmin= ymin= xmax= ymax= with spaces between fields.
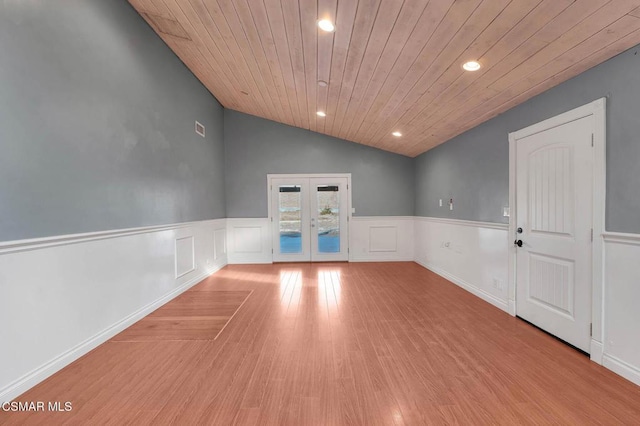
xmin=317 ymin=185 xmax=340 ymax=253
xmin=279 ymin=185 xmax=302 ymax=254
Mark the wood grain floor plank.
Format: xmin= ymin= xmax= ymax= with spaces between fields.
xmin=4 ymin=262 xmax=640 ymax=425
xmin=111 ymin=290 xmax=251 ymax=342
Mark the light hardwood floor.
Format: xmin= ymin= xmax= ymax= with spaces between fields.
xmin=4 ymin=262 xmax=640 ymax=425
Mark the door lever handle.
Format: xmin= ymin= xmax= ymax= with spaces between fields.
xmin=514 ymin=239 xmax=523 ymax=247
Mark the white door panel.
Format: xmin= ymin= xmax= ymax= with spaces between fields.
xmin=515 ymin=116 xmax=593 ymax=353
xmin=309 ymin=178 xmax=349 ymax=261
xmin=271 ymin=178 xmax=310 ymax=262
xmin=271 ymin=176 xmax=349 ymax=262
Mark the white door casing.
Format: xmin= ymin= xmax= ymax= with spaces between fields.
xmin=508 ymin=98 xmax=606 ymax=358
xmin=269 ymin=174 xmax=351 ymax=262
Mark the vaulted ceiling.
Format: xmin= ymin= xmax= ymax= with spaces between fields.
xmin=128 ymin=0 xmax=640 ymax=157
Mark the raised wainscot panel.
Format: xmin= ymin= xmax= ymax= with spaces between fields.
xmin=234 ymin=227 xmax=262 ymax=253
xmin=369 ymin=226 xmax=398 ymax=252
xmin=175 ymin=236 xmax=195 ymax=278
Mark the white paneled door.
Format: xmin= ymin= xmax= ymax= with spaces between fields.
xmin=515 ymin=116 xmax=593 ymax=353
xmin=270 ymin=175 xmax=349 ymax=262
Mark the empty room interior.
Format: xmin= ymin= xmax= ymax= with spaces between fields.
xmin=3 ymin=0 xmax=640 ymax=424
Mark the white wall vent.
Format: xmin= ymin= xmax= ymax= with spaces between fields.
xmin=195 ymin=121 xmax=205 ymax=137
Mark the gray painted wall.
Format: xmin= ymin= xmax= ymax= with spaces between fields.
xmin=415 ymin=120 xmax=508 ymax=224
xmin=6 ymin=0 xmax=638 ymax=236
xmin=224 ymin=110 xmax=415 ymax=218
xmin=415 ymin=45 xmax=640 ymax=233
xmin=0 ymin=0 xmax=225 ymax=242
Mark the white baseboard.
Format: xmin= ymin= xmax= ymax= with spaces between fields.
xmin=226 ymin=216 xmax=414 ymax=264
xmin=0 ymin=218 xmax=227 ymax=402
xmin=349 ymin=255 xmax=413 ymax=262
xmin=603 ymin=354 xmax=640 ymax=386
xmin=228 ymin=255 xmax=273 ymax=264
xmin=413 ymin=217 xmax=509 ymax=313
xmin=416 ymin=259 xmax=509 ymax=312
xmin=590 ymin=340 xmax=604 ymax=364
xmin=4 ymin=216 xmax=639 ymax=401
xmin=0 ymin=265 xmax=222 ymax=402
xmin=602 ymin=234 xmax=640 ymax=385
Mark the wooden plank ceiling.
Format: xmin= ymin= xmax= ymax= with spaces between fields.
xmin=128 ymin=0 xmax=640 ymax=157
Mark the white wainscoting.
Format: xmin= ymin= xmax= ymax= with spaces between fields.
xmin=226 ymin=218 xmax=272 ymax=264
xmin=349 ymin=217 xmax=415 ymax=262
xmin=414 ymin=217 xmax=510 ymax=312
xmin=175 ymin=235 xmax=196 ymax=278
xmin=601 ymin=232 xmax=640 ymax=386
xmin=3 ymin=215 xmax=638 ymax=401
xmin=0 ymin=218 xmax=227 ymax=402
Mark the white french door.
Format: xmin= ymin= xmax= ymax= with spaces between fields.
xmin=270 ymin=175 xmax=349 ymax=262
xmin=514 ymin=116 xmax=593 ymax=353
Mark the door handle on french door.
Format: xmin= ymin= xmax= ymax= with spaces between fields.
xmin=515 ymin=227 xmax=524 ymax=247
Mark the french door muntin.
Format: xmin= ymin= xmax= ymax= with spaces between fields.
xmin=269 ymin=174 xmax=350 ymax=262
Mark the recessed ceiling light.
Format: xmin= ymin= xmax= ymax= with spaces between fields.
xmin=317 ymin=80 xmax=328 ymax=87
xmin=318 ymin=19 xmax=335 ymax=32
xmin=392 ymin=131 xmax=402 ymax=137
xmin=462 ymin=61 xmax=481 ymax=71
xmin=317 ymin=111 xmax=327 ymax=117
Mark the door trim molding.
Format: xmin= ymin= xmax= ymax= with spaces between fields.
xmin=266 ymin=173 xmax=352 ymax=262
xmin=507 ymin=98 xmax=606 ymax=363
